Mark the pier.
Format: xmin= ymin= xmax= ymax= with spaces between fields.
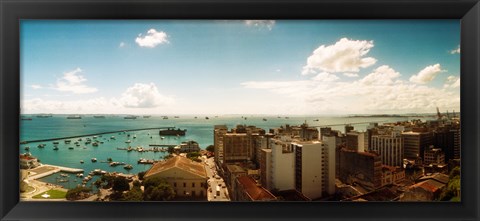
xmin=26 ymin=164 xmax=84 ymax=180
xmin=20 ymin=127 xmax=174 ymax=144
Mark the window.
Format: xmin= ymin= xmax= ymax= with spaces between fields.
xmin=192 ymin=182 xmax=195 ymax=187
xmin=183 ymin=182 xmax=186 ymax=187
xmin=174 ymin=182 xmax=177 ymax=187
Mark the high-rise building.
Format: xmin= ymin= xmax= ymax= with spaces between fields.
xmin=423 ymin=146 xmax=446 ymax=165
xmin=402 ymin=131 xmax=434 ymax=160
xmin=261 ymin=138 xmax=295 ymax=191
xmin=338 ymin=149 xmax=382 ymax=191
xmin=293 ymin=141 xmax=335 ymax=199
xmin=320 ymin=127 xmax=332 ymax=140
xmin=370 ymin=133 xmax=403 ymax=167
xmin=213 ymin=125 xmax=228 ymax=165
xmin=223 ymin=133 xmax=251 ymax=162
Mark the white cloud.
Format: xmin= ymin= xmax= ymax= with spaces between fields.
xmin=360 ymin=65 xmax=400 ymax=85
xmin=119 ymin=42 xmax=126 ymax=48
xmin=450 ymin=45 xmax=460 ymax=54
xmin=31 ymin=85 xmax=42 ymax=89
xmin=119 ymin=83 xmax=174 ymax=108
xmin=241 ymin=65 xmax=459 ymax=114
xmin=54 ymin=68 xmax=98 ymax=94
xmin=22 ymin=83 xmax=175 ymax=114
xmin=21 ymin=97 xmax=118 ymax=114
xmin=444 ymin=75 xmax=460 ymax=89
xmin=135 ymin=29 xmax=169 ymax=48
xmin=409 ymin=64 xmax=444 ymax=84
xmin=244 ymin=20 xmax=275 ymax=30
xmin=302 ymin=38 xmax=377 ymax=75
xmin=343 ymin=73 xmax=359 ymax=78
xmin=312 ymin=72 xmax=339 ymax=82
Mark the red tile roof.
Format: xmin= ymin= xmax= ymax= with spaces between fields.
xmin=237 ymin=176 xmax=276 ymax=201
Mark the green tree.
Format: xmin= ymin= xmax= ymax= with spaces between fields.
xmin=66 ymin=186 xmax=91 ymax=201
xmin=112 ymin=176 xmax=130 ymax=192
xmin=100 ymin=175 xmax=115 ymax=189
xmin=121 ymin=187 xmax=143 ymax=201
xmin=138 ymin=171 xmax=146 ymax=180
xmin=143 ymin=177 xmax=175 ymax=201
xmin=186 ymin=152 xmax=201 ymax=158
xmin=440 ymin=166 xmax=461 ymax=201
xmin=206 ymin=145 xmax=214 ymax=153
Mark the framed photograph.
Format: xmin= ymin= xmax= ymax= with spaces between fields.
xmin=1 ymin=0 xmax=479 ymax=220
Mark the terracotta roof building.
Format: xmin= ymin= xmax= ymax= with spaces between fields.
xmin=145 ymin=156 xmax=208 ymax=198
xmin=234 ymin=175 xmax=277 ymax=201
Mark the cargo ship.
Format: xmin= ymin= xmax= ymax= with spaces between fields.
xmin=159 ymin=128 xmax=187 ymax=136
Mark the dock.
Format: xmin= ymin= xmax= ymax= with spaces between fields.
xmin=26 ymin=164 xmax=84 ymax=180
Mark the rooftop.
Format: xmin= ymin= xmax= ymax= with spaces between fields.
xmin=412 ymin=179 xmax=445 ymax=193
xmin=237 ymin=175 xmax=276 ymax=201
xmin=226 ymin=164 xmax=246 ymax=173
xmin=418 ymin=173 xmax=449 ymax=184
xmin=145 ymin=156 xmax=207 ymax=179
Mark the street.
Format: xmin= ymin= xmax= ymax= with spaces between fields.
xmin=203 ymin=156 xmax=230 ymax=201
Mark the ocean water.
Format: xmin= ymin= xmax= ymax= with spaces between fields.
xmin=20 ymin=114 xmax=433 ymax=189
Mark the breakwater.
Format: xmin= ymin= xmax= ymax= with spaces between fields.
xmin=20 ymin=127 xmax=174 ymax=144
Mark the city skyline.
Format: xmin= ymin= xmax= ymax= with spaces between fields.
xmin=21 ymin=20 xmax=460 ymax=115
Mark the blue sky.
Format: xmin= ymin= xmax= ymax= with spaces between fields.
xmin=20 ymin=20 xmax=460 ymax=115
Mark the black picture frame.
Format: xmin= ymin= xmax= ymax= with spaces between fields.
xmin=1 ymin=0 xmax=479 ymax=220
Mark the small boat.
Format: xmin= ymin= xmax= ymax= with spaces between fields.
xmin=68 ymin=147 xmax=74 ymax=150
xmin=21 ymin=118 xmax=33 ymax=121
xmin=313 ymin=119 xmax=319 ymax=121
xmin=143 ymin=115 xmax=151 ymax=118
xmin=67 ymin=115 xmax=82 ymax=119
xmin=24 ymin=146 xmax=30 ymax=151
xmin=174 ymin=116 xmax=179 ymax=118
xmin=194 ymin=116 xmax=197 ymax=119
xmin=64 ymin=140 xmax=71 ymax=144
xmin=37 ymin=144 xmax=46 ymax=148
xmin=53 ymin=141 xmax=59 ymax=145
xmin=93 ymin=115 xmax=105 ymax=118
xmin=205 ymin=117 xmax=209 ymax=120
xmin=76 ymin=173 xmax=83 ymax=177
xmin=263 ymin=118 xmax=267 ymax=121
xmin=91 ymin=158 xmax=97 ymax=162
xmin=58 ymin=179 xmax=68 ymax=183
xmin=60 ymin=173 xmax=68 ymax=177
xmin=124 ymin=115 xmax=137 ymax=119
xmin=161 ymin=137 xmax=165 ymax=139
xmin=163 ymin=116 xmax=168 ymax=119
xmin=110 ymin=136 xmax=115 ymax=139
xmin=92 ymin=142 xmax=98 ymax=146
xmin=80 ymin=160 xmax=84 ymax=164
xmin=125 ymin=140 xmax=131 ymax=143
xmin=124 ymin=164 xmax=133 ymax=170
xmin=133 ymin=135 xmax=137 ymax=139
xmin=76 ymin=144 xmax=80 ymax=147
xmin=53 ymin=146 xmax=59 ymax=150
